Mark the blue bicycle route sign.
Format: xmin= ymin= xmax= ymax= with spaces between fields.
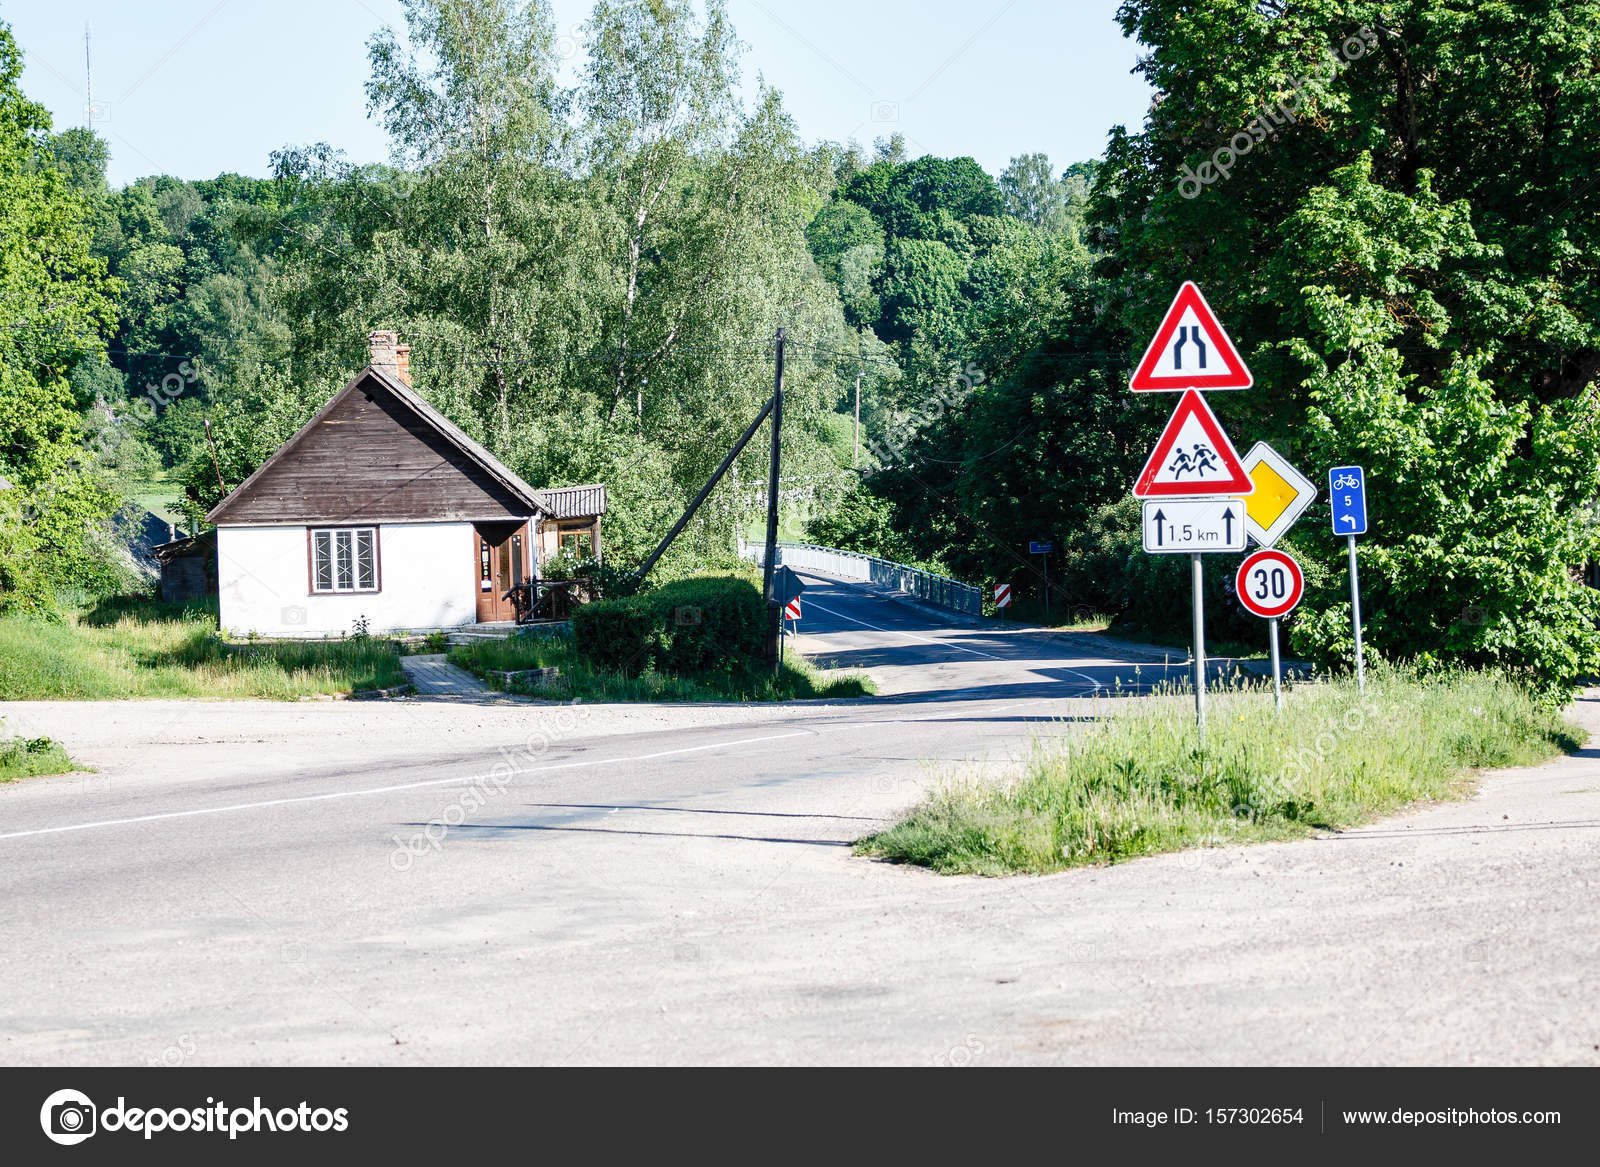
xmin=1328 ymin=466 xmax=1368 ymax=535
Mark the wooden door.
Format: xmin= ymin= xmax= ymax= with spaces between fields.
xmin=474 ymin=522 xmax=528 ymax=623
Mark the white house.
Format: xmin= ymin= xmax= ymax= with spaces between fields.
xmin=207 ymin=331 xmax=605 ymax=637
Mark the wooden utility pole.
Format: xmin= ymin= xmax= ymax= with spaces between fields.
xmin=203 ymin=418 xmax=226 ymax=496
xmin=853 ymin=367 xmax=862 ymax=467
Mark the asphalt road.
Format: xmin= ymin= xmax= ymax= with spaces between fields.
xmin=1 ymin=573 xmax=1596 ymax=1066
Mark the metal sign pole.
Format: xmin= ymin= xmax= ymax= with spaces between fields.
xmin=1191 ymin=552 xmax=1206 ymax=743
xmin=1268 ymin=616 xmax=1283 ymax=711
xmin=1347 ymin=533 xmax=1366 ymax=694
xmin=1043 ymin=551 xmax=1050 ymax=623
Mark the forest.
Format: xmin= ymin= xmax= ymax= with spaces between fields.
xmin=5 ymin=0 xmax=1600 ymax=694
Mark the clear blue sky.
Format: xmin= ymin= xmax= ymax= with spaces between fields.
xmin=4 ymin=0 xmax=1151 ymax=187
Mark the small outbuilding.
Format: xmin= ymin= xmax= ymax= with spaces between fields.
xmin=206 ymin=331 xmax=605 ymax=637
xmin=153 ymin=528 xmax=217 ymax=605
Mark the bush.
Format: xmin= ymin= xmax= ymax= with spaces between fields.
xmin=0 ymin=730 xmax=74 ymax=782
xmin=573 ymin=573 xmax=765 ymax=676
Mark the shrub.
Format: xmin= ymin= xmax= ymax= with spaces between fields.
xmin=573 ymin=573 xmax=765 ymax=676
xmin=0 ymin=730 xmax=74 ymax=782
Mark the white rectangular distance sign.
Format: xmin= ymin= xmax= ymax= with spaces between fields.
xmin=1141 ymin=498 xmax=1246 ymax=553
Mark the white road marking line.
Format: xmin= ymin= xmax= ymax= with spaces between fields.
xmin=805 ymin=600 xmax=1003 ymax=660
xmin=0 ymin=729 xmax=815 ymax=843
xmin=805 ymin=597 xmax=1105 ymax=691
xmin=0 ymin=692 xmax=1095 ymax=843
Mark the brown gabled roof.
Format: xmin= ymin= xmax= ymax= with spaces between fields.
xmin=539 ymin=483 xmax=608 ymax=519
xmin=205 ymin=365 xmax=551 ymax=525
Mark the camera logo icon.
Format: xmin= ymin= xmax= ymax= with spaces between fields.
xmin=673 ymin=605 xmax=702 ymax=626
xmin=40 ymin=1088 xmax=96 ymax=1146
xmin=870 ymin=100 xmax=900 ymax=123
xmin=281 ymin=604 xmax=308 ymax=626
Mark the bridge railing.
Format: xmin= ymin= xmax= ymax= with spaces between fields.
xmin=738 ymin=540 xmax=982 ymax=617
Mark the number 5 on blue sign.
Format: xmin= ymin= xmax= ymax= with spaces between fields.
xmin=1328 ymin=465 xmax=1367 ymax=535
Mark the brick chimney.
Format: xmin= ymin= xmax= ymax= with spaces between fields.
xmin=367 ymin=329 xmax=411 ymax=386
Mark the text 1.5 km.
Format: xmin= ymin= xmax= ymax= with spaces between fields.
xmin=1141 ymin=498 xmax=1247 ymax=554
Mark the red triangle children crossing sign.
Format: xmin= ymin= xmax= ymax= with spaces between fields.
xmin=1129 ymin=281 xmax=1252 ymax=392
xmin=1133 ymin=389 xmax=1255 ymax=497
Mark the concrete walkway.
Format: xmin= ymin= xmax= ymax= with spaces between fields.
xmin=400 ymin=654 xmax=518 ymax=703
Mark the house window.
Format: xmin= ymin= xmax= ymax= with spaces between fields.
xmin=559 ymin=529 xmax=593 ymax=559
xmin=310 ymin=527 xmax=380 ymax=593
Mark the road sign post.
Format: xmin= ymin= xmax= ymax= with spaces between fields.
xmin=1191 ymin=553 xmax=1206 ymax=742
xmin=1329 ymin=466 xmax=1368 ymax=694
xmin=1129 ymin=282 xmax=1256 ymax=743
xmin=781 ymin=596 xmax=801 ymax=657
xmin=1235 ymin=548 xmax=1305 ymax=712
xmin=1029 ymin=541 xmax=1053 ymax=621
xmin=1268 ymin=616 xmax=1283 ymax=711
xmin=1347 ymin=535 xmax=1366 ymax=695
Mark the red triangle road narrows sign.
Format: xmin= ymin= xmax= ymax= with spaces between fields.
xmin=1133 ymin=389 xmax=1255 ymax=498
xmin=1129 ymin=281 xmax=1253 ymax=392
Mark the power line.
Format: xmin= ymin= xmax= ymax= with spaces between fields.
xmin=9 ymin=320 xmax=1596 ymax=376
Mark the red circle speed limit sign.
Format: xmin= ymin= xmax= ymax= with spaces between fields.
xmin=1235 ymin=549 xmax=1304 ymax=618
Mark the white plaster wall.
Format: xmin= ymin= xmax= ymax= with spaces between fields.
xmin=217 ymin=523 xmax=477 ymax=636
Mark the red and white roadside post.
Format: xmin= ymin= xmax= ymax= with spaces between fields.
xmin=781 ymin=596 xmax=801 ymax=653
xmin=993 ymin=583 xmax=1012 ymax=622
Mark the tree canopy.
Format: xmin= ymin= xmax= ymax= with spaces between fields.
xmin=5 ymin=0 xmax=1599 ymax=694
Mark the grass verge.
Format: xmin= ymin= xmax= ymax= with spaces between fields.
xmin=450 ymin=634 xmax=875 ymax=702
xmin=859 ymin=666 xmax=1582 ymax=875
xmin=0 ymin=597 xmax=406 ymax=700
xmin=0 ymin=734 xmax=77 ymax=782
xmin=990 ymin=597 xmax=1112 ymax=632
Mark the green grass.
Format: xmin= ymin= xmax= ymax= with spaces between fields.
xmin=0 ymin=734 xmax=77 ymax=782
xmin=991 ymin=597 xmax=1113 ymax=631
xmin=450 ymin=633 xmax=875 ymax=703
xmin=859 ymin=666 xmax=1582 ymax=875
xmin=0 ymin=596 xmax=407 ymax=700
xmin=125 ymin=470 xmax=188 ymax=529
xmin=1096 ymin=621 xmax=1264 ymax=660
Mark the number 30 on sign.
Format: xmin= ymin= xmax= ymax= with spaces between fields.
xmin=1235 ymin=549 xmax=1304 ymax=619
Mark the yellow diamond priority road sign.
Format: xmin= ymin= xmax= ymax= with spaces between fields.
xmin=1240 ymin=442 xmax=1315 ymax=547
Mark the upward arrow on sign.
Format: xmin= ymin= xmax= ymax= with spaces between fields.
xmin=1133 ymin=389 xmax=1255 ymax=498
xmin=1129 ymin=282 xmax=1253 ymax=392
